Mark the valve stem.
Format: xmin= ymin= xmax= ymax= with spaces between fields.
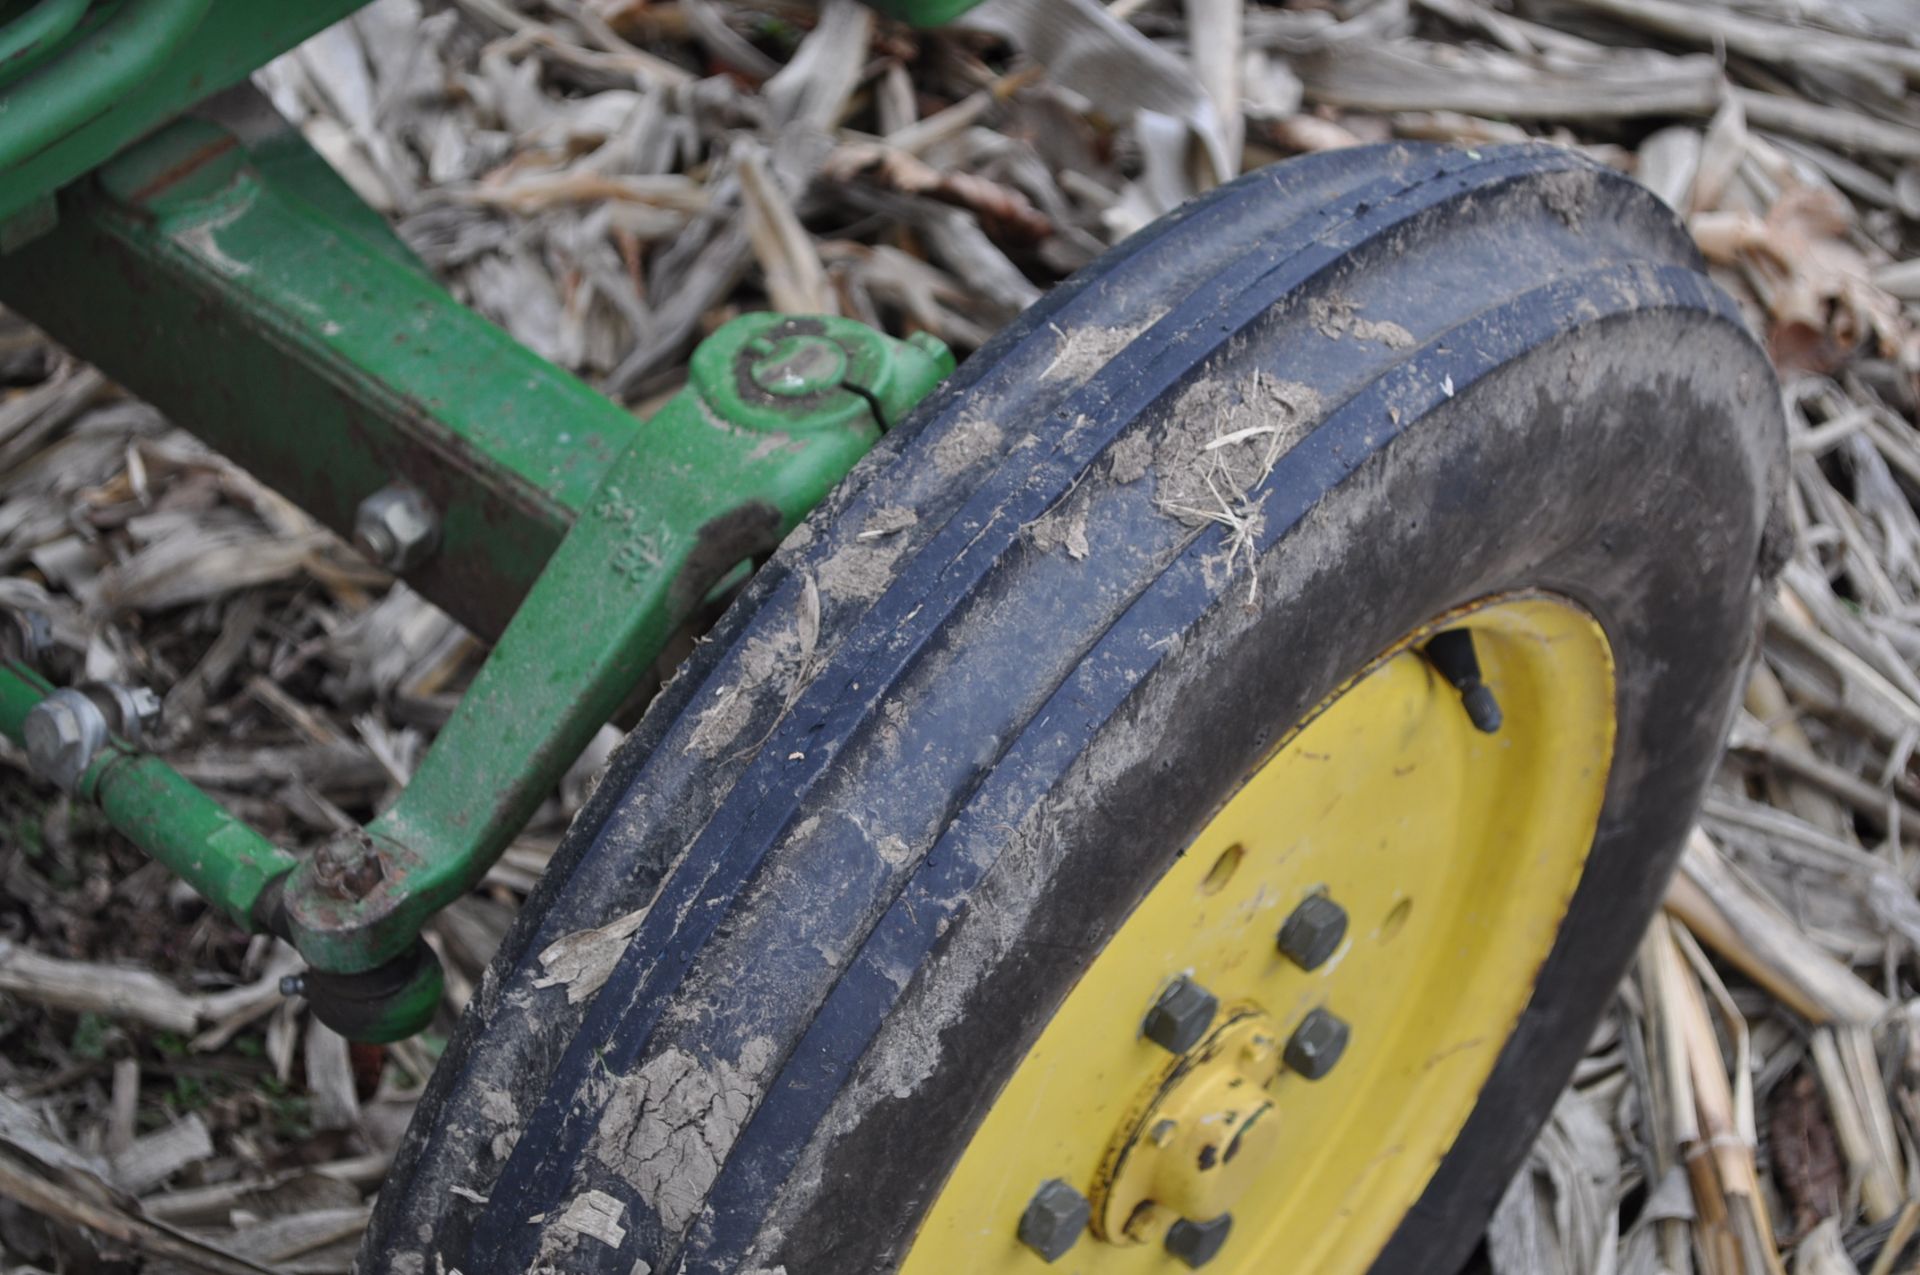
xmin=1423 ymin=628 xmax=1502 ymax=733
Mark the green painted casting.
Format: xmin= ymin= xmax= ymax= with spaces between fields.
xmin=0 ymin=0 xmax=368 ymax=232
xmin=302 ymin=942 xmax=446 ymax=1043
xmin=0 ymin=0 xmax=93 ymax=84
xmin=0 ymin=116 xmax=642 ymax=640
xmin=280 ymin=312 xmax=953 ymax=973
xmin=0 ymin=0 xmax=211 ymax=167
xmin=244 ymin=124 xmax=422 ymax=271
xmin=0 ymin=663 xmax=300 ymax=927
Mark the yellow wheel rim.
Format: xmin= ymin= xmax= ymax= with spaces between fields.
xmin=899 ymin=593 xmax=1616 ymax=1273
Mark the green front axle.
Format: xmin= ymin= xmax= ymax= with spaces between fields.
xmin=0 ymin=109 xmax=953 ymax=1041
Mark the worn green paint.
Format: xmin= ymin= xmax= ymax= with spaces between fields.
xmin=245 ymin=126 xmax=422 ymax=271
xmin=0 ymin=0 xmax=370 ymax=231
xmin=0 ymin=663 xmax=299 ymax=926
xmin=281 ymin=313 xmax=953 ymax=973
xmin=0 ymin=117 xmax=642 ymax=639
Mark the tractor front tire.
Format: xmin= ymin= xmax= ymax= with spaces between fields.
xmin=365 ymin=143 xmax=1783 ymax=1275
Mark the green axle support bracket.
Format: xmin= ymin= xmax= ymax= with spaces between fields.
xmin=0 ymin=115 xmax=953 ymax=1040
xmin=277 ymin=313 xmax=951 ymax=977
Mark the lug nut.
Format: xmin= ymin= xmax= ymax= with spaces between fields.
xmin=1016 ymin=1179 xmax=1090 ymax=1263
xmin=1284 ymin=1007 xmax=1350 ymax=1081
xmin=353 ymin=483 xmax=440 ymax=573
xmin=1143 ymin=976 xmax=1219 ymax=1055
xmin=1277 ymin=894 xmax=1348 ymax=970
xmin=1166 ymin=1214 xmax=1233 ymax=1268
xmin=22 ymin=688 xmax=109 ymax=792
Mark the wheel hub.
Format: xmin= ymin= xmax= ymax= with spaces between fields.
xmin=1094 ymin=1009 xmax=1286 ymax=1244
xmin=899 ymin=593 xmax=1617 ymax=1273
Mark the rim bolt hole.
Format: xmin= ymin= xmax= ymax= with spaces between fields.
xmin=1200 ymin=843 xmax=1245 ymax=895
xmin=1380 ymin=896 xmax=1413 ymax=943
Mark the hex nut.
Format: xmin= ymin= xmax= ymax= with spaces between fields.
xmin=353 ymin=484 xmax=440 ymax=572
xmin=1166 ymin=1215 xmax=1233 ymax=1268
xmin=1017 ymin=1179 xmax=1090 ymax=1263
xmin=0 ymin=608 xmax=51 ymax=665
xmin=122 ymin=686 xmax=163 ymax=739
xmin=315 ymin=830 xmax=387 ymax=900
xmin=1144 ymin=976 xmax=1219 ymax=1055
xmin=80 ymin=681 xmax=162 ymax=746
xmin=747 ymin=333 xmax=848 ymax=398
xmin=1284 ymin=1007 xmax=1350 ymax=1081
xmin=1276 ymin=894 xmax=1348 ymax=970
xmin=22 ymin=688 xmax=109 ymax=792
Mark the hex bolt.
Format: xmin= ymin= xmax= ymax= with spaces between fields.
xmin=0 ymin=607 xmax=51 ymax=666
xmin=1277 ymin=894 xmax=1349 ymax=971
xmin=1284 ymin=1007 xmax=1350 ymax=1081
xmin=1166 ymin=1215 xmax=1233 ymax=1268
xmin=747 ymin=333 xmax=848 ymax=398
xmin=279 ymin=974 xmax=307 ymax=999
xmin=353 ymin=483 xmax=440 ymax=573
xmin=22 ymin=689 xmax=109 ymax=792
xmin=1016 ymin=1179 xmax=1091 ymax=1263
xmin=1143 ymin=976 xmax=1219 ymax=1055
xmin=315 ymin=831 xmax=386 ymax=900
xmin=1423 ymin=628 xmax=1502 ymax=733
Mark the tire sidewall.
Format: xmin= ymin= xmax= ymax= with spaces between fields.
xmin=765 ymin=309 xmax=1778 ymax=1273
